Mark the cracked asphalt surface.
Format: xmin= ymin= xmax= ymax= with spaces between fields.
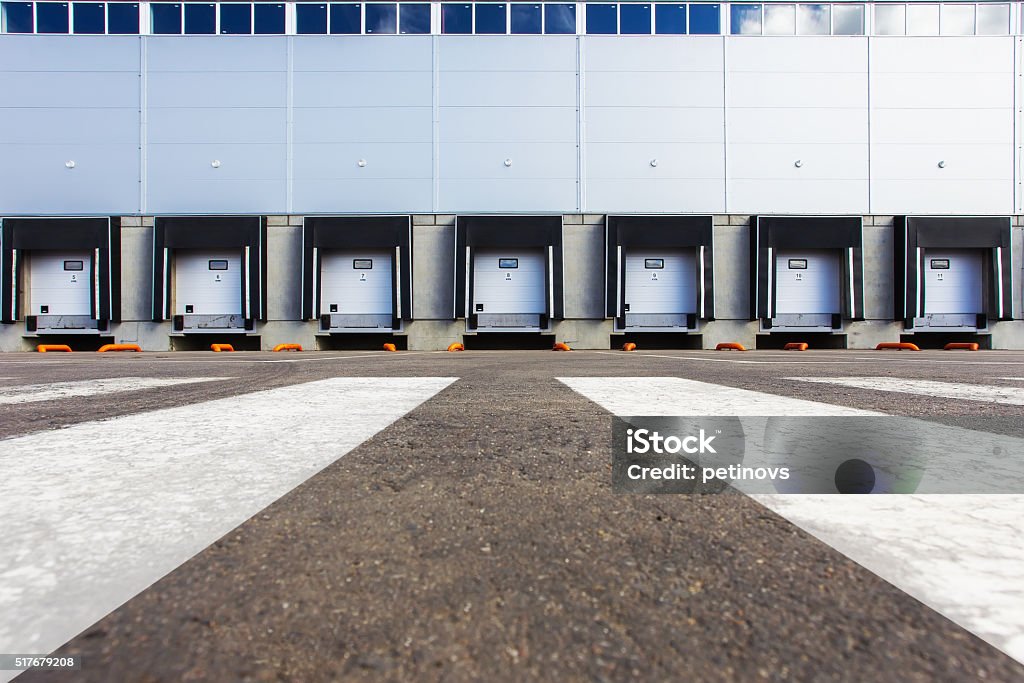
xmin=5 ymin=349 xmax=1024 ymax=682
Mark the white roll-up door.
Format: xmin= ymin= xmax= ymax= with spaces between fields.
xmin=923 ymin=249 xmax=983 ymax=324
xmin=473 ymin=248 xmax=546 ymax=328
xmin=320 ymin=250 xmax=393 ymax=329
xmin=174 ymin=250 xmax=242 ymax=316
xmin=772 ymin=249 xmax=841 ymax=328
xmin=623 ymin=249 xmax=696 ymax=328
xmin=30 ymin=251 xmax=92 ymax=316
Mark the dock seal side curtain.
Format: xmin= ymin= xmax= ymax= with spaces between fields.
xmin=894 ymin=216 xmax=1013 ymax=325
xmin=153 ymin=216 xmax=266 ymax=323
xmin=454 ymin=216 xmax=564 ymax=325
xmin=750 ymin=216 xmax=864 ymax=321
xmin=301 ymin=216 xmax=413 ymax=327
xmin=1 ymin=217 xmax=120 ymax=324
xmin=605 ymin=215 xmax=715 ymax=324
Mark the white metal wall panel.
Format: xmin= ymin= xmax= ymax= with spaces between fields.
xmin=923 ymin=249 xmax=984 ymax=315
xmin=0 ymin=37 xmax=140 ymax=214
xmin=584 ymin=37 xmax=725 ymax=213
xmin=174 ymin=251 xmax=242 ymax=316
xmin=774 ymin=250 xmax=841 ymax=315
xmin=473 ymin=249 xmax=546 ymax=314
xmin=624 ymin=250 xmax=696 ymax=315
xmin=870 ymin=37 xmax=1014 ymax=215
xmin=439 ymin=37 xmax=578 ymax=212
xmin=145 ymin=38 xmax=288 ymax=214
xmin=726 ymin=37 xmax=869 ymax=214
xmin=292 ymin=37 xmax=433 ymax=213
xmin=29 ymin=251 xmax=92 ymax=316
xmin=320 ymin=250 xmax=392 ymax=316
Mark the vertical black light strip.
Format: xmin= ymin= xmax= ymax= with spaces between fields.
xmin=152 ymin=222 xmax=165 ymax=322
xmin=702 ymin=241 xmax=715 ymax=319
xmin=0 ymin=221 xmax=11 ymax=324
xmin=399 ymin=220 xmax=413 ymax=321
xmin=454 ymin=223 xmax=467 ymax=320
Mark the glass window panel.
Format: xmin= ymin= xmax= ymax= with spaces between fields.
xmin=2 ymin=1 xmax=33 ymax=31
xmin=831 ymin=4 xmax=862 ymax=35
xmin=37 ymin=2 xmax=69 ymax=32
xmin=73 ymin=2 xmax=105 ymax=33
xmin=940 ymin=3 xmax=974 ymax=35
xmin=399 ymin=2 xmax=430 ymax=33
xmin=296 ymin=3 xmax=327 ymax=32
xmin=620 ymin=3 xmax=650 ymax=33
xmin=688 ymin=3 xmax=720 ymax=33
xmin=365 ymin=3 xmax=396 ymax=32
xmin=330 ymin=2 xmax=360 ymax=32
xmin=977 ymin=3 xmax=1009 ymax=34
xmin=184 ymin=2 xmax=215 ymax=33
xmin=544 ymin=2 xmax=575 ymax=32
xmin=730 ymin=3 xmax=761 ymax=34
xmin=586 ymin=3 xmax=616 ymax=33
xmin=151 ymin=2 xmax=181 ymax=32
xmin=511 ymin=3 xmax=541 ymax=32
xmin=764 ymin=3 xmax=794 ymax=34
xmin=654 ymin=3 xmax=685 ymax=33
xmin=475 ymin=3 xmax=506 ymax=33
xmin=796 ymin=3 xmax=829 ymax=34
xmin=906 ymin=3 xmax=939 ymax=35
xmin=873 ymin=3 xmax=904 ymax=34
xmin=254 ymin=3 xmax=284 ymax=33
xmin=220 ymin=3 xmax=251 ymax=33
xmin=442 ymin=3 xmax=471 ymax=32
xmin=108 ymin=1 xmax=138 ymax=32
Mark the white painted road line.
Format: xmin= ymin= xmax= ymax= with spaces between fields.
xmin=558 ymin=376 xmax=1024 ymax=664
xmin=0 ymin=377 xmax=457 ymax=682
xmin=787 ymin=376 xmax=1024 ymax=406
xmin=0 ymin=377 xmax=228 ymax=405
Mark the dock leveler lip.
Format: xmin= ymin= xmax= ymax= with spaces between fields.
xmin=455 ymin=216 xmax=563 ymax=332
xmin=605 ymin=215 xmax=715 ymax=332
xmin=0 ymin=217 xmax=121 ymax=332
xmin=894 ymin=216 xmax=1013 ymax=331
xmin=750 ymin=216 xmax=864 ymax=331
xmin=152 ymin=216 xmax=266 ymax=332
xmin=300 ymin=216 xmax=412 ymax=334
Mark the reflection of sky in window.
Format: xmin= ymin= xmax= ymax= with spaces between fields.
xmin=2 ymin=2 xmax=34 ymax=32
xmin=254 ymin=3 xmax=285 ymax=33
xmin=730 ymin=3 xmax=761 ymax=34
xmin=832 ymin=4 xmax=862 ymax=35
xmin=544 ymin=3 xmax=575 ymax=33
xmin=689 ymin=4 xmax=720 ymax=34
xmin=796 ymin=4 xmax=829 ymax=34
xmin=977 ymin=3 xmax=1009 ymax=34
xmin=109 ymin=3 xmax=140 ymax=33
xmin=73 ymin=2 xmax=105 ymax=33
xmin=620 ymin=3 xmax=651 ymax=34
xmin=764 ymin=4 xmax=794 ymax=34
xmin=220 ymin=4 xmax=251 ymax=34
xmin=442 ymin=3 xmax=472 ymax=33
xmin=184 ymin=3 xmax=216 ymax=34
xmin=475 ymin=3 xmax=507 ymax=33
xmin=330 ymin=2 xmax=360 ymax=33
xmin=37 ymin=1 xmax=69 ymax=33
xmin=586 ymin=3 xmax=617 ymax=33
xmin=906 ymin=3 xmax=939 ymax=35
xmin=655 ymin=3 xmax=686 ymax=34
xmin=510 ymin=4 xmax=541 ymax=33
xmin=874 ymin=4 xmax=904 ymax=34
xmin=400 ymin=3 xmax=430 ymax=34
xmin=296 ymin=3 xmax=327 ymax=33
xmin=366 ymin=3 xmax=397 ymax=33
xmin=941 ymin=4 xmax=974 ymax=35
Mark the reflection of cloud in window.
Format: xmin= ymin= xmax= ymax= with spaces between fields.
xmin=977 ymin=4 xmax=1009 ymax=34
xmin=874 ymin=4 xmax=905 ymax=35
xmin=764 ymin=4 xmax=794 ymax=35
xmin=730 ymin=4 xmax=761 ymax=34
xmin=941 ymin=4 xmax=975 ymax=35
xmin=796 ymin=4 xmax=829 ymax=35
xmin=832 ymin=5 xmax=863 ymax=35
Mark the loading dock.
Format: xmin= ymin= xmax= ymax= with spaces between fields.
xmin=0 ymin=218 xmax=120 ymax=334
xmin=301 ymin=217 xmax=411 ymax=334
xmin=456 ymin=216 xmax=563 ymax=333
xmin=896 ymin=217 xmax=1012 ymax=333
xmin=606 ymin=216 xmax=714 ymax=333
xmin=152 ymin=217 xmax=266 ymax=334
xmin=751 ymin=216 xmax=864 ymax=333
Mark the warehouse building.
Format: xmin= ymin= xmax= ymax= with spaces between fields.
xmin=0 ymin=0 xmax=1021 ymax=350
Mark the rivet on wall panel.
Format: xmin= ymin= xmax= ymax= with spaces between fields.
xmin=211 ymin=160 xmax=221 ymax=168
xmin=504 ymin=158 xmax=513 ymax=167
xmin=357 ymin=159 xmax=367 ymax=168
xmin=650 ymin=159 xmax=658 ymax=168
xmin=65 ymin=160 xmax=75 ymax=169
xmin=793 ymin=160 xmax=803 ymax=168
xmin=937 ymin=160 xmax=946 ymax=169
